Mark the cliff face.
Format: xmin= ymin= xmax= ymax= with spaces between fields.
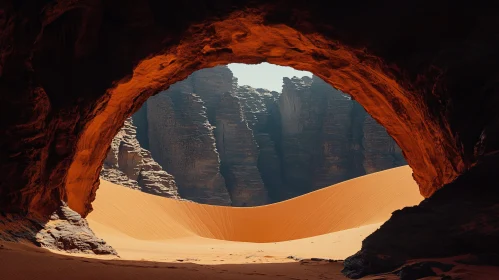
xmin=310 ymin=76 xmax=355 ymax=190
xmin=277 ymin=76 xmax=323 ymax=196
xmin=274 ymin=75 xmax=406 ymax=194
xmin=215 ymin=92 xmax=268 ymax=206
xmin=115 ymin=67 xmax=405 ymax=204
xmin=234 ymin=86 xmax=287 ymax=201
xmin=100 ymin=118 xmax=180 ymax=198
xmin=146 ymin=82 xmax=232 ymax=205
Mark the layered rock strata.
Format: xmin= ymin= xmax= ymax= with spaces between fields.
xmin=275 ymin=75 xmax=406 ymax=196
xmin=234 ymin=86 xmax=288 ymax=201
xmin=214 ymin=92 xmax=269 ymax=206
xmin=125 ymin=67 xmax=406 ymax=204
xmin=146 ymin=86 xmax=232 ymax=205
xmin=100 ymin=118 xmax=180 ymax=198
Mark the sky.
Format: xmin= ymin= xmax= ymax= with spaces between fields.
xmin=228 ymin=63 xmax=312 ymax=92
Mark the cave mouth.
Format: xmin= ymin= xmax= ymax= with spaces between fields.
xmin=100 ymin=63 xmax=408 ymax=207
xmin=58 ymin=10 xmax=466 ymax=217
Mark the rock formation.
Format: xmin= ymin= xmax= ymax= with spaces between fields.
xmin=0 ymin=204 xmax=116 ymax=256
xmin=275 ymin=75 xmax=406 ymax=197
xmin=121 ymin=66 xmax=405 ymax=204
xmin=234 ymin=86 xmax=288 ymax=201
xmin=36 ymin=203 xmax=117 ymax=255
xmin=214 ymin=92 xmax=268 ymax=206
xmin=100 ymin=118 xmax=180 ymax=198
xmin=3 ymin=2 xmax=499 ymax=275
xmin=146 ymin=82 xmax=232 ymax=205
xmin=311 ymin=76 xmax=356 ymax=190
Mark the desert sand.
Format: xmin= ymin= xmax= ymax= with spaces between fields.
xmin=11 ymin=165 xmax=492 ymax=279
xmin=87 ymin=165 xmax=423 ymax=264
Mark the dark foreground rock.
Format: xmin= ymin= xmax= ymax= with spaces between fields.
xmin=0 ymin=204 xmax=116 ymax=256
xmin=342 ymin=157 xmax=499 ymax=278
xmin=395 ymin=261 xmax=454 ymax=280
xmin=36 ymin=203 xmax=117 ymax=255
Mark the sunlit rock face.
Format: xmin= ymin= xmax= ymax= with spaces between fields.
xmin=100 ymin=118 xmax=180 ymax=198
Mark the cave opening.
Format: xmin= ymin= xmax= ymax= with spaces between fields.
xmin=101 ymin=63 xmax=408 ymax=207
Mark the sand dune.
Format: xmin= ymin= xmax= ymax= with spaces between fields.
xmin=85 ymin=165 xmax=423 ymax=263
xmin=89 ymin=165 xmax=422 ymax=242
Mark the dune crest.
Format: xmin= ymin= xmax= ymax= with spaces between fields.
xmin=88 ymin=165 xmax=422 ymax=244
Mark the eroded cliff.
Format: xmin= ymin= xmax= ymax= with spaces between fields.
xmin=100 ymin=118 xmax=180 ymax=198
xmin=276 ymin=75 xmax=406 ymax=195
xmin=146 ymin=82 xmax=232 ymax=205
xmin=120 ymin=67 xmax=406 ymax=204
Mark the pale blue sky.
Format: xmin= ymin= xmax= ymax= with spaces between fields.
xmin=228 ymin=63 xmax=312 ymax=92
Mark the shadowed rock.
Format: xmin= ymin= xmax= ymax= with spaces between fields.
xmin=36 ymin=203 xmax=117 ymax=255
xmin=100 ymin=118 xmax=180 ymax=198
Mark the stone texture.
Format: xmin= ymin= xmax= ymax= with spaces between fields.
xmin=131 ymin=70 xmax=405 ymax=203
xmin=214 ymin=92 xmax=269 ymax=206
xmin=191 ymin=66 xmax=236 ymax=123
xmin=342 ymin=156 xmax=499 ymax=278
xmin=147 ymin=85 xmax=232 ymax=205
xmin=235 ymin=86 xmax=287 ymax=201
xmin=100 ymin=118 xmax=180 ymax=198
xmin=36 ymin=203 xmax=117 ymax=255
xmin=275 ymin=75 xmax=406 ymax=195
xmin=277 ymin=76 xmax=322 ymax=196
xmin=2 ymin=2 xmax=499 ymax=277
xmin=311 ymin=76 xmax=355 ymax=190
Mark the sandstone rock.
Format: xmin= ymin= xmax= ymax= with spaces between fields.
xmin=1 ymin=2 xmax=498 ymax=279
xmin=191 ymin=66 xmax=236 ymax=123
xmin=363 ymin=114 xmax=406 ymax=174
xmin=100 ymin=118 xmax=180 ymax=198
xmin=215 ymin=92 xmax=269 ymax=206
xmin=235 ymin=86 xmax=288 ymax=201
xmin=275 ymin=75 xmax=406 ymax=195
xmin=278 ymin=76 xmax=321 ymax=196
xmin=146 ymin=86 xmax=232 ymax=205
xmin=36 ymin=203 xmax=117 ymax=255
xmin=311 ymin=76 xmax=355 ymax=190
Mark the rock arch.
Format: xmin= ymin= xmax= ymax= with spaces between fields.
xmin=2 ymin=1 xmax=499 ymax=276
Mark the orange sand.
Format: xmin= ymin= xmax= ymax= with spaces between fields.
xmin=86 ymin=165 xmax=423 ymax=263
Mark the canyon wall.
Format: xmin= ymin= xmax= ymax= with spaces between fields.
xmin=109 ymin=66 xmax=405 ymax=205
xmin=275 ymin=75 xmax=406 ymax=198
xmin=145 ymin=80 xmax=232 ymax=205
xmin=100 ymin=118 xmax=180 ymax=198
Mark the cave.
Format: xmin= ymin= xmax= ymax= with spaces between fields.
xmin=2 ymin=1 xmax=499 ymax=278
